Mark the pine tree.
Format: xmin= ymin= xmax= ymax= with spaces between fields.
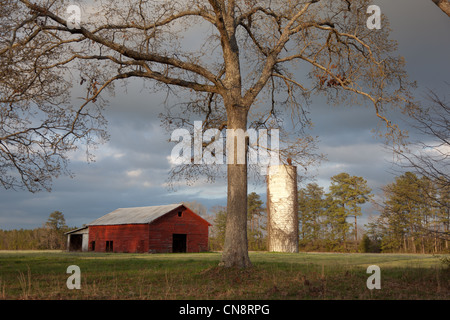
xmin=247 ymin=192 xmax=266 ymax=251
xmin=298 ymin=183 xmax=326 ymax=249
xmin=325 ymin=173 xmax=372 ymax=251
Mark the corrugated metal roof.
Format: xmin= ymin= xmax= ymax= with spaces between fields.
xmin=87 ymin=203 xmax=184 ymax=226
xmin=64 ymin=226 xmax=88 ymax=234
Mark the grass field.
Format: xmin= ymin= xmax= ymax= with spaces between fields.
xmin=0 ymin=250 xmax=448 ymax=300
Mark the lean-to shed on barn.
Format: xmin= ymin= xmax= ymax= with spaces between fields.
xmin=76 ymin=203 xmax=211 ymax=253
xmin=65 ymin=226 xmax=89 ymax=252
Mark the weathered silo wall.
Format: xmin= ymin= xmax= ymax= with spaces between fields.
xmin=267 ymin=165 xmax=299 ymax=253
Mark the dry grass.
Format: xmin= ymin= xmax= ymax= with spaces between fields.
xmin=0 ymin=251 xmax=448 ymax=300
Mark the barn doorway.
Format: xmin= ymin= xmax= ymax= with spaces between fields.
xmin=106 ymin=240 xmax=114 ymax=252
xmin=69 ymin=234 xmax=83 ymax=251
xmin=172 ymin=234 xmax=187 ymax=253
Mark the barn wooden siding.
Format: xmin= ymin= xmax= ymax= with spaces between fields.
xmin=88 ymin=206 xmax=210 ymax=253
xmin=148 ymin=207 xmax=209 ymax=253
xmin=89 ymin=224 xmax=149 ymax=253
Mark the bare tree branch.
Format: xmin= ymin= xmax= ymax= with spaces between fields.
xmin=431 ymin=0 xmax=450 ymax=17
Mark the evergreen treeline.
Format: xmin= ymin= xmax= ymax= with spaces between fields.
xmin=0 ymin=211 xmax=73 ymax=250
xmin=366 ymin=172 xmax=449 ymax=254
xmin=298 ymin=172 xmax=372 ymax=252
xmin=209 ymin=172 xmax=449 ymax=254
xmin=299 ymin=172 xmax=449 ymax=253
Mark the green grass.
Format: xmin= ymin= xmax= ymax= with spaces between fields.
xmin=0 ymin=250 xmax=448 ymax=300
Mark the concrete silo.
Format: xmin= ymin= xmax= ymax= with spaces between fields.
xmin=266 ymin=164 xmax=299 ymax=253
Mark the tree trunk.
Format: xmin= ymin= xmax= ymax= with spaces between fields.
xmin=446 ymin=216 xmax=449 ymax=250
xmin=219 ymin=106 xmax=252 ymax=268
xmin=432 ymin=0 xmax=450 ymax=17
xmin=421 ymin=237 xmax=426 ymax=254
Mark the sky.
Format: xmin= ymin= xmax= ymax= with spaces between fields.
xmin=0 ymin=0 xmax=449 ymax=230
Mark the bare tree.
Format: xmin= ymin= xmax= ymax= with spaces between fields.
xmin=392 ymin=88 xmax=450 ymax=243
xmin=0 ymin=1 xmax=109 ymax=192
xmin=397 ymin=89 xmax=449 ymax=188
xmin=1 ymin=0 xmax=415 ymax=267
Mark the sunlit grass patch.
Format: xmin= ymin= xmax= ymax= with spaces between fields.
xmin=0 ymin=251 xmax=448 ymax=300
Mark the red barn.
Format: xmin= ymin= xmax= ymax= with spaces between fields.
xmin=86 ymin=203 xmax=211 ymax=253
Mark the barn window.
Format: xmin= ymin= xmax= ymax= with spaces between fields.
xmin=178 ymin=211 xmax=182 ymax=217
xmin=91 ymin=241 xmax=95 ymax=251
xmin=106 ymin=241 xmax=113 ymax=252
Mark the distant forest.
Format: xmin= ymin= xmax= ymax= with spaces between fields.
xmin=1 ymin=172 xmax=449 ymax=253
xmin=0 ymin=211 xmax=74 ymax=250
xmin=209 ymin=172 xmax=450 ymax=254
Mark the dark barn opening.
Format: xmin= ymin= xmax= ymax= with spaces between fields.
xmin=69 ymin=234 xmax=83 ymax=251
xmin=172 ymin=234 xmax=187 ymax=253
xmin=106 ymin=240 xmax=113 ymax=252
